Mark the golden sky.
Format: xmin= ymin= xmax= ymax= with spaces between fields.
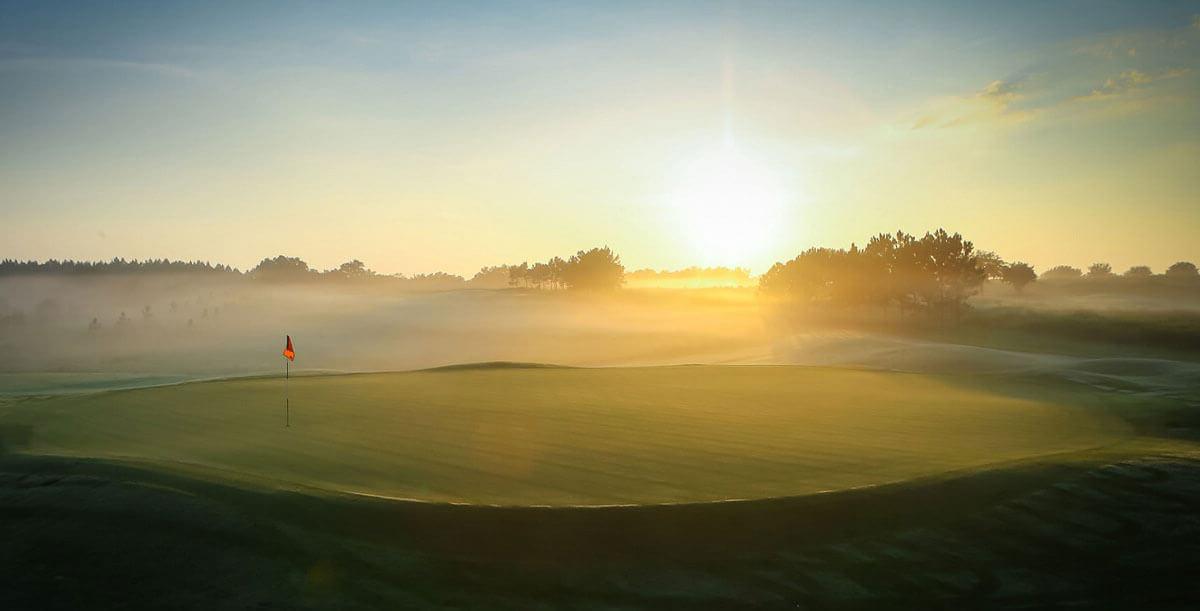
xmin=1 ymin=3 xmax=1198 ymax=275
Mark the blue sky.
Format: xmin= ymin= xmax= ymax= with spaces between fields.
xmin=2 ymin=1 xmax=1198 ymax=274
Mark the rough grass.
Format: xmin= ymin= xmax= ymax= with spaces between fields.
xmin=2 ymin=365 xmax=1130 ymax=505
xmin=3 ymin=438 xmax=1198 ymax=609
xmin=961 ymin=306 xmax=1200 ymax=359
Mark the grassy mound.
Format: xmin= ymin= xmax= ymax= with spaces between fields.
xmin=0 ymin=366 xmax=1129 ymax=505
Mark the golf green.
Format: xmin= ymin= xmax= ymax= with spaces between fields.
xmin=1 ymin=365 xmax=1129 ymax=505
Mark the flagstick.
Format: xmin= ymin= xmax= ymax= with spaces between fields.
xmin=285 ymin=358 xmax=290 ymax=428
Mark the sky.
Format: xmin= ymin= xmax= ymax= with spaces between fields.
xmin=1 ymin=1 xmax=1198 ymax=276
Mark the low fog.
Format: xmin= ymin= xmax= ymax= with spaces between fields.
xmin=0 ymin=275 xmax=769 ymax=377
xmin=3 ymin=261 xmax=1199 ymax=390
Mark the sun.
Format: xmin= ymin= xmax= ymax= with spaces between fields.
xmin=668 ymin=145 xmax=788 ymax=266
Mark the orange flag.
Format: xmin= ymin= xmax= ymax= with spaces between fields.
xmin=283 ymin=335 xmax=295 ymax=361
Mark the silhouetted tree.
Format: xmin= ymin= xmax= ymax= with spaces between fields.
xmin=401 ymin=272 xmax=466 ymax=291
xmin=529 ymin=261 xmax=553 ymax=289
xmin=470 ymin=265 xmax=512 ymax=288
xmin=250 ymin=256 xmax=315 ymax=282
xmin=547 ymin=257 xmax=568 ymax=290
xmin=1041 ymin=265 xmax=1083 ymax=280
xmin=562 ymin=247 xmax=624 ymax=291
xmin=863 ymin=232 xmax=903 ymax=317
xmin=1002 ymin=262 xmax=1037 ymax=293
xmin=975 ymin=250 xmax=1007 ymax=280
xmin=1166 ymin=261 xmax=1198 ymax=278
xmin=893 ymin=230 xmax=936 ymax=315
xmin=1123 ymin=265 xmax=1153 ymax=277
xmin=761 ymin=229 xmax=984 ymax=324
xmin=920 ymin=229 xmax=987 ymax=321
xmin=328 ymin=260 xmax=374 ymax=282
xmin=507 ymin=262 xmax=529 ymax=288
xmin=500 ymin=257 xmax=569 ymax=290
xmin=759 ymin=247 xmax=846 ymax=309
xmin=1086 ymin=262 xmax=1114 ymax=278
xmin=0 ymin=258 xmax=240 ymax=276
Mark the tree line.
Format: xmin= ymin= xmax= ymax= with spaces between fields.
xmin=0 ymin=258 xmax=240 ymax=275
xmin=246 ymin=247 xmax=627 ymax=292
xmin=246 ymin=256 xmax=471 ymax=291
xmin=760 ymin=229 xmax=1021 ymax=321
xmin=6 ymin=247 xmax=1194 ymax=300
xmin=0 ymin=247 xmax=627 ymax=293
xmin=503 ymin=247 xmax=625 ymax=291
xmin=760 ymin=228 xmax=1199 ymax=323
xmin=1041 ymin=261 xmax=1199 ymax=280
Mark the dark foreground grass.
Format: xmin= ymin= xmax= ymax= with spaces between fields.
xmin=2 ymin=437 xmax=1199 ymax=609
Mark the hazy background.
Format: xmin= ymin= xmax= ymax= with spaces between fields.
xmin=3 ymin=267 xmax=1199 ymax=394
xmin=0 ymin=276 xmax=768 ymax=379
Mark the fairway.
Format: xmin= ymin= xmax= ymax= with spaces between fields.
xmin=2 ymin=365 xmax=1129 ymax=505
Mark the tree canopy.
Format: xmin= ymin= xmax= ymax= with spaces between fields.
xmin=1002 ymin=262 xmax=1037 ymax=293
xmin=508 ymin=248 xmax=624 ymax=291
xmin=1166 ymin=261 xmax=1199 ymax=278
xmin=759 ymin=229 xmax=986 ymax=319
xmin=1086 ymin=263 xmax=1114 ymax=278
xmin=1041 ymin=265 xmax=1083 ymax=280
xmin=250 ymin=256 xmax=315 ymax=282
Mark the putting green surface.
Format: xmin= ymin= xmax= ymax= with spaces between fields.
xmin=1 ymin=366 xmax=1129 ymax=505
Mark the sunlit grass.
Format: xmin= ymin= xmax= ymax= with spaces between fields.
xmin=5 ymin=365 xmax=1130 ymax=505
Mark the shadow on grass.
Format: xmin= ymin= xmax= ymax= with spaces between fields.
xmin=0 ymin=424 xmax=32 ymax=455
xmin=0 ymin=449 xmax=1120 ymax=565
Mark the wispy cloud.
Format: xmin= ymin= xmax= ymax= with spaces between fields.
xmin=1073 ymin=68 xmax=1191 ymax=102
xmin=912 ymin=79 xmax=1033 ymax=129
xmin=913 ymin=14 xmax=1198 ymax=130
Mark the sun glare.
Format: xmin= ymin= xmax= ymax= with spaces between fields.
xmin=668 ymin=145 xmax=789 ymax=266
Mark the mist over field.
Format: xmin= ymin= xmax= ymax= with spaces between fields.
xmin=3 ymin=263 xmax=1199 ymax=384
xmin=0 ymin=276 xmax=767 ymax=377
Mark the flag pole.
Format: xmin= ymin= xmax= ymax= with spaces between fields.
xmin=282 ymin=335 xmax=294 ymax=428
